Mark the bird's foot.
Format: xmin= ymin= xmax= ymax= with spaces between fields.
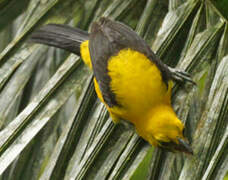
xmin=168 ymin=67 xmax=196 ymax=85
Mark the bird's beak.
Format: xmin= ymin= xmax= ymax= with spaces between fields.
xmin=177 ymin=138 xmax=193 ymax=155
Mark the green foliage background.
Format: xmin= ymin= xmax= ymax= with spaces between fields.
xmin=0 ymin=0 xmax=227 ymax=179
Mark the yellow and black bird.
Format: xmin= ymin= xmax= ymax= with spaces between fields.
xmin=30 ymin=17 xmax=193 ymax=154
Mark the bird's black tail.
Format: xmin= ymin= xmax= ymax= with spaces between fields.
xmin=29 ymin=24 xmax=89 ymax=56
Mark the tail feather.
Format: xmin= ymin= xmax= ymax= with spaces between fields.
xmin=29 ymin=24 xmax=89 ymax=55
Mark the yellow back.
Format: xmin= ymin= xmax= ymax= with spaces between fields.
xmin=80 ymin=43 xmax=184 ymax=147
xmin=107 ymin=49 xmax=172 ymax=121
xmin=80 ymin=40 xmax=92 ymax=69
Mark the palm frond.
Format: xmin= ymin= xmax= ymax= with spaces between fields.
xmin=0 ymin=0 xmax=227 ymax=179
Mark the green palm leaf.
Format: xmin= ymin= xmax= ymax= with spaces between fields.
xmin=0 ymin=0 xmax=227 ymax=179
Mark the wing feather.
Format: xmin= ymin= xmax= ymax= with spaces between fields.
xmin=89 ymin=18 xmax=172 ymax=107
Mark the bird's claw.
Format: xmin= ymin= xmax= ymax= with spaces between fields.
xmin=168 ymin=67 xmax=196 ymax=85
